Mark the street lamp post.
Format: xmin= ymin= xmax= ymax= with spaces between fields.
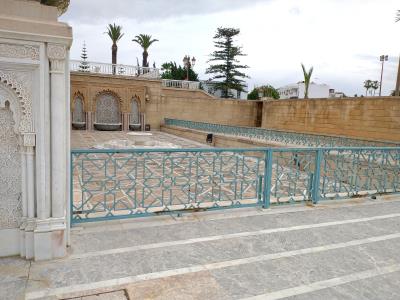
xmin=183 ymin=55 xmax=196 ymax=80
xmin=379 ymin=54 xmax=388 ymax=96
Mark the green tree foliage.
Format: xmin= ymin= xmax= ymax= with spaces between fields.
xmin=247 ymin=85 xmax=280 ymax=100
xmin=258 ymin=85 xmax=280 ymax=99
xmin=161 ymin=62 xmax=199 ymax=81
xmin=364 ymin=79 xmax=373 ymax=96
xmin=132 ymin=34 xmax=159 ymax=67
xmin=105 ymin=24 xmax=124 ymax=68
xmin=40 ymin=0 xmax=69 ymax=15
xmin=371 ymin=80 xmax=379 ymax=96
xmin=301 ymin=64 xmax=313 ymax=99
xmin=206 ymin=27 xmax=249 ymax=98
xmin=78 ymin=42 xmax=90 ymax=72
xmin=247 ymin=88 xmax=259 ymax=100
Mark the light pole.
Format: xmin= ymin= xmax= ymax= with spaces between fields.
xmin=379 ymin=54 xmax=388 ymax=96
xmin=395 ymin=55 xmax=400 ymax=96
xmin=183 ymin=55 xmax=196 ymax=80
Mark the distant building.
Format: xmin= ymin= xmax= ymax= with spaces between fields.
xmin=329 ymin=89 xmax=346 ymax=98
xmin=201 ymin=81 xmax=248 ymax=100
xmin=278 ymin=82 xmax=343 ymax=99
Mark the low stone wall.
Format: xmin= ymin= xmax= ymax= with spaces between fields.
xmin=149 ymin=88 xmax=260 ymax=130
xmin=261 ymin=97 xmax=400 ymax=143
xmin=161 ymin=125 xmax=288 ymax=148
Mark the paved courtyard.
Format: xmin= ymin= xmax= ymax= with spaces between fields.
xmin=2 ymin=195 xmax=400 ymax=299
xmin=71 ymin=130 xmax=209 ymax=149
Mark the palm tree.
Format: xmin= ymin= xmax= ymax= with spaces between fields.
xmin=364 ymin=80 xmax=372 ymax=96
xmin=371 ymin=80 xmax=379 ymax=96
xmin=105 ymin=23 xmax=124 ymax=75
xmin=301 ymin=63 xmax=314 ymax=99
xmin=132 ymin=34 xmax=159 ymax=68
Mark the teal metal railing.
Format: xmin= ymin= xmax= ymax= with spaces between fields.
xmin=164 ymin=118 xmax=399 ymax=147
xmin=71 ymin=147 xmax=400 ymax=224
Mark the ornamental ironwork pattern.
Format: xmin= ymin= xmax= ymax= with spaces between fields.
xmin=71 ymin=147 xmax=400 ymax=223
xmin=0 ymin=106 xmax=22 ymax=229
xmin=320 ymin=149 xmax=400 ymax=199
xmin=71 ymin=149 xmax=264 ymax=223
xmin=95 ymin=92 xmax=121 ymax=124
xmin=165 ymin=118 xmax=399 ymax=148
xmin=73 ymin=96 xmax=85 ymax=123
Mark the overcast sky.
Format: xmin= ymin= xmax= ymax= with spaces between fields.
xmin=61 ymin=0 xmax=400 ymax=96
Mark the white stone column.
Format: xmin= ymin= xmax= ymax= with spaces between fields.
xmin=48 ymin=44 xmax=67 ymax=219
xmin=19 ymin=145 xmax=27 ymax=257
xmin=25 ymin=144 xmax=36 ymax=259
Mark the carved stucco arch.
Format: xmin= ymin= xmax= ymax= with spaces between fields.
xmin=0 ymin=70 xmax=34 ymax=136
xmin=72 ymin=91 xmax=85 ymax=112
xmin=93 ymin=89 xmax=122 ymax=111
xmin=130 ymin=96 xmax=141 ymax=125
xmin=128 ymin=87 xmax=146 ymax=113
xmin=131 ymin=94 xmax=141 ymax=111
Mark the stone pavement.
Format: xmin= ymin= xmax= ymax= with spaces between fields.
xmin=2 ymin=196 xmax=400 ymax=299
xmin=71 ymin=130 xmax=209 ymax=149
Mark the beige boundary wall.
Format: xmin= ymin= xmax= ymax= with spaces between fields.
xmin=71 ymin=73 xmax=400 ymax=143
xmin=71 ymin=73 xmax=260 ymax=130
xmin=261 ymin=97 xmax=400 ymax=143
xmin=156 ymin=88 xmax=260 ymax=128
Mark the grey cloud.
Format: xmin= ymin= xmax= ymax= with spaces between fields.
xmin=62 ymin=0 xmax=270 ymax=23
xmin=289 ymin=7 xmax=300 ymax=15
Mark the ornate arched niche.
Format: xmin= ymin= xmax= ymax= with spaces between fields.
xmin=94 ymin=90 xmax=122 ymax=131
xmin=0 ymin=82 xmax=22 ymax=230
xmin=72 ymin=92 xmax=86 ymax=129
xmin=130 ymin=96 xmax=140 ymax=123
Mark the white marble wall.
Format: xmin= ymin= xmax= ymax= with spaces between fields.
xmin=0 ymin=0 xmax=72 ymax=260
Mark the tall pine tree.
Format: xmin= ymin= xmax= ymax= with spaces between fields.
xmin=206 ymin=27 xmax=249 ymax=98
xmin=78 ymin=42 xmax=90 ymax=72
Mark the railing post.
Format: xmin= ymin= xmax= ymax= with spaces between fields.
xmin=312 ymin=149 xmax=323 ymax=204
xmin=257 ymin=175 xmax=263 ymax=203
xmin=70 ymin=151 xmax=74 ymax=226
xmin=263 ymin=149 xmax=273 ymax=209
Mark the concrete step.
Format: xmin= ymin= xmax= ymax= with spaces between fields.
xmin=70 ymin=198 xmax=400 ymax=255
xmin=19 ymin=197 xmax=400 ymax=299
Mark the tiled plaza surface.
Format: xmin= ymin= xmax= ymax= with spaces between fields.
xmin=71 ymin=130 xmax=209 ymax=149
xmin=2 ymin=196 xmax=400 ymax=299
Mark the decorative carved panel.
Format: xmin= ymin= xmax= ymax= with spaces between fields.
xmin=0 ymin=71 xmax=34 ymax=134
xmin=47 ymin=44 xmax=66 ymax=60
xmin=95 ymin=91 xmax=121 ymax=124
xmin=0 ymin=105 xmax=21 ymax=229
xmin=0 ymin=43 xmax=40 ymax=61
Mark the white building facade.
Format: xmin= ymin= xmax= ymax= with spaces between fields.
xmin=0 ymin=0 xmax=72 ymax=260
xmin=278 ymin=82 xmax=332 ymax=99
xmin=201 ymin=81 xmax=248 ymax=99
